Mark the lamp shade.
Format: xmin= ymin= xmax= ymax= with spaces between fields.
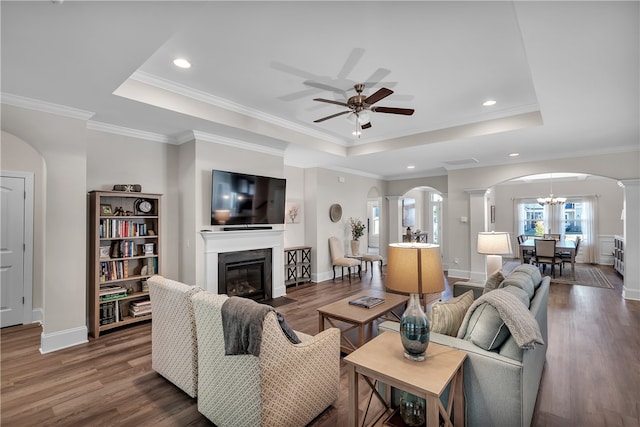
xmin=477 ymin=232 xmax=512 ymax=255
xmin=386 ymin=243 xmax=445 ymax=295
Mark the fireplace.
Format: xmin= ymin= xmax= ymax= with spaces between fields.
xmin=201 ymin=229 xmax=286 ymax=299
xmin=218 ymin=248 xmax=272 ymax=301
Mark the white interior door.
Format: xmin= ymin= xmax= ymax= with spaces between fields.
xmin=1 ymin=176 xmax=26 ymax=327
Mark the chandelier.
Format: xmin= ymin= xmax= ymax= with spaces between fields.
xmin=537 ymin=173 xmax=566 ymax=205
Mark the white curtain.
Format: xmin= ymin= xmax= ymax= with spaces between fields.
xmin=543 ymin=203 xmax=565 ymax=237
xmin=582 ymin=196 xmax=599 ymax=263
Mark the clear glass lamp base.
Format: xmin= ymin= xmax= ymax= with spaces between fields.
xmin=403 ymin=351 xmax=426 ymax=362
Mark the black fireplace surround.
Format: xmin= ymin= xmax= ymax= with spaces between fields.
xmin=218 ymin=248 xmax=272 ymax=301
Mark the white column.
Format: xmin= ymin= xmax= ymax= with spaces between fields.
xmin=466 ymin=188 xmax=489 ymax=282
xmin=385 ymin=195 xmax=403 ymax=244
xmin=619 ymin=179 xmax=640 ymax=301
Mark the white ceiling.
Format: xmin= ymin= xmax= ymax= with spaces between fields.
xmin=1 ymin=1 xmax=638 ymax=180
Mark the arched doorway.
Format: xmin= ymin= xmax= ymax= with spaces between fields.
xmin=398 ymin=186 xmax=443 ymax=246
xmin=491 ymin=172 xmax=623 ymax=266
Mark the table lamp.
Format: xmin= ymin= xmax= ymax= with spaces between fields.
xmin=477 ymin=231 xmax=512 ymax=276
xmin=386 ymin=243 xmax=445 ymax=362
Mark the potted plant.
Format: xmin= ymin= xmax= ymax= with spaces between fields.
xmin=349 ymin=217 xmax=366 ymax=255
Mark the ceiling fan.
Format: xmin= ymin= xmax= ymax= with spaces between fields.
xmin=312 ymin=83 xmax=414 ymax=135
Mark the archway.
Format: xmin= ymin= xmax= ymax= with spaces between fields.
xmin=397 ymin=186 xmax=443 ymax=246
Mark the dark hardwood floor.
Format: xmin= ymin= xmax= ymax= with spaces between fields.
xmin=2 ymin=264 xmax=638 ymax=426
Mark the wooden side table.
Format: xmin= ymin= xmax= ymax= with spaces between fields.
xmin=344 ymin=332 xmax=467 ymax=427
xmin=317 ymin=291 xmax=408 ymax=354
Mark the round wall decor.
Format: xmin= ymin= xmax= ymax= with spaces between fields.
xmin=329 ymin=203 xmax=342 ymax=222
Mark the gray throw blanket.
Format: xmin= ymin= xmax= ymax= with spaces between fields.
xmin=222 ymin=297 xmax=274 ymax=357
xmin=457 ymin=289 xmax=544 ymax=350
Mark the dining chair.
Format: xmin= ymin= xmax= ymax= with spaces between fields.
xmin=518 ymin=234 xmax=534 ymax=264
xmin=328 ymin=236 xmax=361 ymax=283
xmin=560 ymin=237 xmax=581 ymax=267
xmin=534 ymin=239 xmax=563 ymax=278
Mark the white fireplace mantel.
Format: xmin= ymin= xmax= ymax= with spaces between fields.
xmin=200 ymin=229 xmax=285 ymax=298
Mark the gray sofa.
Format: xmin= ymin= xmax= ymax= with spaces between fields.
xmin=380 ymin=264 xmax=549 ymax=427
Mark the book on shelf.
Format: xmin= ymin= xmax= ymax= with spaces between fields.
xmin=348 ymin=296 xmax=385 ymax=309
xmin=99 ymin=285 xmax=127 ymax=297
xmin=129 ymin=302 xmax=152 ymax=317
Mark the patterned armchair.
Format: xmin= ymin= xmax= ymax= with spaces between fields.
xmin=148 ymin=275 xmax=203 ymax=398
xmin=192 ymin=291 xmax=341 ymax=427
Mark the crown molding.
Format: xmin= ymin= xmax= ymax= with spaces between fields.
xmin=86 ymin=121 xmax=172 ymax=143
xmin=192 ymin=130 xmax=285 ymax=157
xmin=129 ymin=71 xmax=346 ymax=146
xmin=1 ymin=92 xmax=94 ymax=121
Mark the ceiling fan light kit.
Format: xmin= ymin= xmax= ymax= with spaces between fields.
xmin=313 ymin=83 xmax=414 ymax=137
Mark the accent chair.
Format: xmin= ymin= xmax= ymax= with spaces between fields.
xmin=148 ymin=275 xmax=203 ymax=397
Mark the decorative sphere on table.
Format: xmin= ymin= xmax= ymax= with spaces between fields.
xmin=400 ymin=293 xmax=430 ymax=361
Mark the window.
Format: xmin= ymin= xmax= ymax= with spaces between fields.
xmin=518 ymin=199 xmax=584 ymax=240
xmin=521 ymin=202 xmax=544 ymax=236
xmin=371 ymin=205 xmax=380 ymax=236
xmin=563 ymin=200 xmax=583 ymax=241
xmin=431 ymin=193 xmax=442 ymax=244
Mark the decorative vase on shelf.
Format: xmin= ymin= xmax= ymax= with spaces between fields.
xmin=350 ymin=240 xmax=360 ymax=256
xmin=400 ymin=293 xmax=430 ymax=361
xmin=399 ymin=391 xmax=427 ymax=426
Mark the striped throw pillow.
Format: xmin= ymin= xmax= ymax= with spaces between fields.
xmin=428 ymin=290 xmax=474 ymax=336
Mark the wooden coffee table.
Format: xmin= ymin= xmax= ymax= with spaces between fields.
xmin=344 ymin=332 xmax=467 ymax=427
xmin=317 ymin=290 xmax=408 ymax=354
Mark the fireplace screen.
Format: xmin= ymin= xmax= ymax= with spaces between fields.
xmin=218 ymin=248 xmax=272 ymax=301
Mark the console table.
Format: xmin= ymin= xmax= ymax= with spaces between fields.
xmin=284 ymin=246 xmax=312 ymax=287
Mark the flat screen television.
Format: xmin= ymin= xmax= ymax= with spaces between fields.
xmin=211 ymin=169 xmax=287 ymax=226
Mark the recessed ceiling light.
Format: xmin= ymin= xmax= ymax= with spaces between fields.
xmin=407 ymin=165 xmax=415 ymax=169
xmin=173 ymin=58 xmax=191 ymax=69
xmin=352 ymin=130 xmax=362 ymax=136
xmin=482 ymin=99 xmax=496 ymax=106
xmin=509 ymin=152 xmax=520 ymax=157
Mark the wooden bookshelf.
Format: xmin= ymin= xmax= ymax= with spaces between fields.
xmin=88 ymin=191 xmax=161 ymax=338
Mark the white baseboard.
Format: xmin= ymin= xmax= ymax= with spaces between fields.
xmin=40 ymin=325 xmax=88 ymax=354
xmin=623 ymin=285 xmax=640 ymax=301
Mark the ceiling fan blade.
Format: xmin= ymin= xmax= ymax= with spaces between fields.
xmin=361 ymin=122 xmax=372 ymax=130
xmin=364 ymin=88 xmax=394 ymax=105
xmin=278 ymin=87 xmax=322 ymax=101
xmin=371 ymin=106 xmax=415 ymax=115
xmin=337 ymin=48 xmax=365 ymax=79
xmin=362 ymin=68 xmax=391 ymax=87
xmin=313 ymin=98 xmax=350 ymax=108
xmin=313 ymin=110 xmax=351 ymax=123
xmin=270 ymin=61 xmax=318 ymax=80
xmin=305 ymin=81 xmax=347 ymax=96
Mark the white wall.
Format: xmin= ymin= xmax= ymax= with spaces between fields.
xmin=304 ymin=167 xmax=386 ymax=282
xmin=86 ymin=130 xmax=180 ymax=280
xmin=2 ymin=105 xmax=88 ymax=352
xmin=192 ymin=138 xmax=285 ymax=288
xmin=283 ymin=165 xmax=305 ymax=248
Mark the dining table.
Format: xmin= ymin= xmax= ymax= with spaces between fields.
xmin=521 ymin=238 xmax=577 ymax=280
